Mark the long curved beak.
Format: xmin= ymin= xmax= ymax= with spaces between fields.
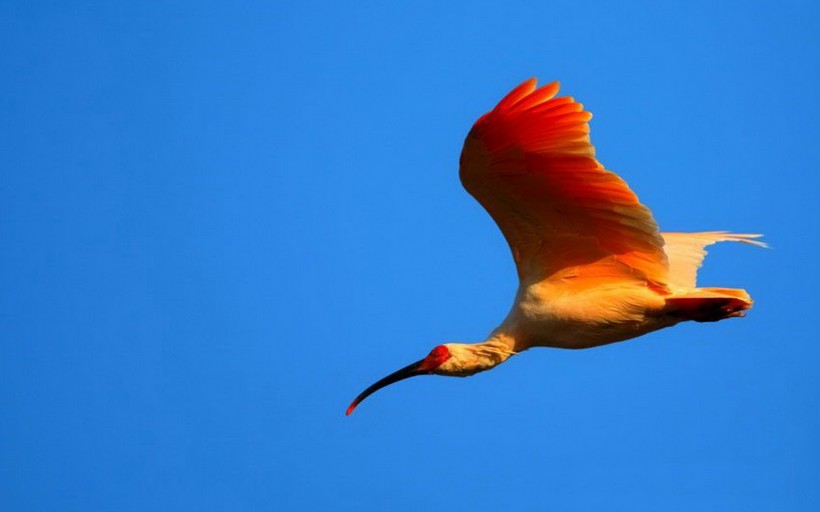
xmin=346 ymin=359 xmax=430 ymax=415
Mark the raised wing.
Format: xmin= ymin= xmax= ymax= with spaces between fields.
xmin=661 ymin=232 xmax=766 ymax=289
xmin=460 ymin=79 xmax=668 ymax=286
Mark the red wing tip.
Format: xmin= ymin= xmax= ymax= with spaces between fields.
xmin=495 ymin=78 xmax=539 ymax=111
xmin=345 ymin=402 xmax=357 ymax=416
xmin=524 ymin=77 xmax=537 ymax=86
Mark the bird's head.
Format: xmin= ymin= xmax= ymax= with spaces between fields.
xmin=345 ymin=343 xmax=502 ymax=415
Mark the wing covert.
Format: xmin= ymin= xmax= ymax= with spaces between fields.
xmin=460 ymin=79 xmax=668 ymax=286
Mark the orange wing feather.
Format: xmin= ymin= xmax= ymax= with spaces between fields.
xmin=460 ymin=79 xmax=669 ymax=287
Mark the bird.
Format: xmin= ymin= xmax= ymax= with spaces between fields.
xmin=346 ymin=78 xmax=765 ymax=415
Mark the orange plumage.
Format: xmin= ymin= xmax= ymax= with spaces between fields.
xmin=346 ymin=79 xmax=764 ymax=415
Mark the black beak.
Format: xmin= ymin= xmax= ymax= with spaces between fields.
xmin=346 ymin=359 xmax=430 ymax=415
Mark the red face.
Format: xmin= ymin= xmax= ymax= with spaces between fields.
xmin=418 ymin=345 xmax=452 ymax=372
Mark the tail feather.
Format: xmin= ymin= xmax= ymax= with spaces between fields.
xmin=665 ymin=288 xmax=753 ymax=323
xmin=661 ymin=232 xmax=766 ymax=289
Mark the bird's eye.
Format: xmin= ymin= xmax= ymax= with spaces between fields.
xmin=429 ymin=345 xmax=448 ymax=358
xmin=426 ymin=345 xmax=451 ymax=366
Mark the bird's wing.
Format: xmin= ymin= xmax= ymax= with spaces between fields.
xmin=661 ymin=232 xmax=766 ymax=289
xmin=460 ymin=79 xmax=668 ymax=286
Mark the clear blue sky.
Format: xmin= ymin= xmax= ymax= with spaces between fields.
xmin=2 ymin=1 xmax=818 ymax=510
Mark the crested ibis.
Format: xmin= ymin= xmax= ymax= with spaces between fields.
xmin=346 ymin=79 xmax=765 ymax=415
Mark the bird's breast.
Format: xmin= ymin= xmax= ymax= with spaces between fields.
xmin=503 ymin=280 xmax=674 ymax=350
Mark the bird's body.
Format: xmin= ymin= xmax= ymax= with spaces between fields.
xmin=346 ymin=79 xmax=764 ymax=415
xmin=502 ymin=277 xmax=672 ymax=350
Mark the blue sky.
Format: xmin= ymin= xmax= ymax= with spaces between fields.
xmin=1 ymin=1 xmax=818 ymax=510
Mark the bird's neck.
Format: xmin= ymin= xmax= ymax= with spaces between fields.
xmin=456 ymin=333 xmax=517 ymax=375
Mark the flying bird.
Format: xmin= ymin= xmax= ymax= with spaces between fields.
xmin=346 ymin=79 xmax=764 ymax=415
